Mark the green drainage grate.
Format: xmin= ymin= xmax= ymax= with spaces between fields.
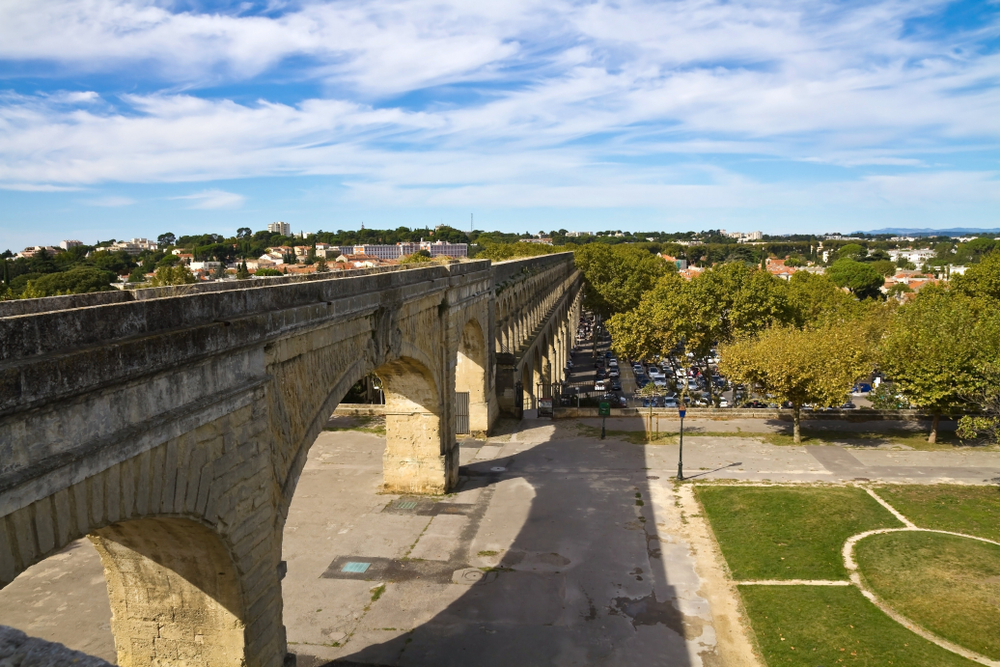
xmin=341 ymin=561 xmax=371 ymax=574
xmin=395 ymin=501 xmax=418 ymax=510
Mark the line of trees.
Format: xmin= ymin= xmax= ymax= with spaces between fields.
xmin=576 ymin=242 xmax=1000 ymax=445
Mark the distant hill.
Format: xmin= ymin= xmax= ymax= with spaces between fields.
xmin=853 ymin=227 xmax=1000 ymax=237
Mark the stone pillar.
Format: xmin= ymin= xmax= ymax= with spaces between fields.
xmin=90 ymin=516 xmax=285 ymax=667
xmin=379 ymin=359 xmax=455 ymax=494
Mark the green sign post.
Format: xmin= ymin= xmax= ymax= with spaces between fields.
xmin=599 ymin=401 xmax=610 ymax=439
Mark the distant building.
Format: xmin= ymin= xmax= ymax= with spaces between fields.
xmin=887 ymin=248 xmax=936 ymax=266
xmin=16 ymin=245 xmax=61 ymax=259
xmin=765 ymin=258 xmax=798 ymax=281
xmin=335 ymin=241 xmax=469 ymax=260
xmin=727 ymin=230 xmax=763 ymax=243
xmin=565 ymin=231 xmax=591 ymax=237
xmin=520 ymin=238 xmax=553 ymax=245
xmin=60 ymin=240 xmax=83 ymax=250
xmin=105 ymin=238 xmax=157 ymax=256
xmin=657 ymin=254 xmax=687 ymax=270
xmin=268 ymin=221 xmax=291 ymax=236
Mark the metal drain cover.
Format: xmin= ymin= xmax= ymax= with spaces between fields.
xmin=490 ymin=466 xmax=506 ymax=472
xmin=452 ymin=567 xmax=497 ymax=585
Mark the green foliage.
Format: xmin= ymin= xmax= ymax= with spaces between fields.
xmin=827 ymin=258 xmax=884 ymax=299
xmin=157 ymin=232 xmax=177 ymax=247
xmin=314 ymin=258 xmax=329 ymax=273
xmin=474 ymin=242 xmax=557 ymax=261
xmin=148 ymin=265 xmax=197 ymax=286
xmin=836 ymin=242 xmax=867 ymax=261
xmin=719 ymin=318 xmax=878 ymax=440
xmin=879 ymin=288 xmax=1000 ymax=416
xmin=400 ymin=249 xmax=433 ymax=264
xmin=28 ymin=267 xmax=116 ymax=295
xmin=869 ymin=259 xmax=896 ymax=276
xmin=786 ymin=271 xmax=861 ymax=326
xmin=951 ymin=250 xmax=1000 ymax=302
xmin=607 ymin=263 xmax=792 ymax=367
xmin=574 ymin=244 xmax=669 ymax=317
xmin=255 ymin=268 xmax=284 ymax=276
xmin=868 ymin=382 xmax=909 ymax=409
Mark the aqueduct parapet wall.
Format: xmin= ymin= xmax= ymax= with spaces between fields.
xmin=0 ymin=253 xmax=581 ymax=666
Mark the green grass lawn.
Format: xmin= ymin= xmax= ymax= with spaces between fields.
xmin=874 ymin=485 xmax=1000 ymax=542
xmin=696 ymin=486 xmax=902 ymax=580
xmin=757 ymin=429 xmax=998 ymax=452
xmin=739 ymin=585 xmax=978 ymax=666
xmin=855 ymin=531 xmax=1000 ymax=660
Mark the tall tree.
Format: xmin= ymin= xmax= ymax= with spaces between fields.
xmin=951 ymin=251 xmax=1000 ymax=302
xmin=720 ymin=319 xmax=878 ymax=442
xmin=574 ymin=244 xmax=670 ymax=318
xmin=879 ymin=288 xmax=998 ymax=442
xmin=827 ymin=259 xmax=884 ymax=300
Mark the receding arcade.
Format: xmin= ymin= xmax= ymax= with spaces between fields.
xmin=0 ymin=254 xmax=581 ymax=666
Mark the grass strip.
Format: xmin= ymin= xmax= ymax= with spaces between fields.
xmin=739 ymin=584 xmax=977 ymax=666
xmin=855 ymin=531 xmax=1000 ymax=660
xmin=696 ymin=486 xmax=901 ymax=580
xmin=874 ymin=484 xmax=1000 ymax=542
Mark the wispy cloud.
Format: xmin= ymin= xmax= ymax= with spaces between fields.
xmin=80 ymin=195 xmax=135 ymax=206
xmin=173 ymin=189 xmax=246 ymax=209
xmin=0 ymin=0 xmax=998 ymax=226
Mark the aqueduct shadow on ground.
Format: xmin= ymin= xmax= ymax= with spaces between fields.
xmin=293 ymin=414 xmax=697 ymax=667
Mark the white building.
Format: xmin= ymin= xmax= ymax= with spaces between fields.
xmin=60 ymin=240 xmax=83 ymax=250
xmin=268 ymin=221 xmax=291 ymax=236
xmin=888 ymin=248 xmax=936 ymax=266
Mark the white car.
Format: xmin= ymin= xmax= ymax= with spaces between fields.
xmin=594 ymin=380 xmax=606 ymax=391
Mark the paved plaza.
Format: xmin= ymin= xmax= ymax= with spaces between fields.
xmin=1 ymin=417 xmax=998 ymax=665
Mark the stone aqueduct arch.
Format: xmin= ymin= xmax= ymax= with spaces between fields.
xmin=0 ymin=254 xmax=581 ymax=666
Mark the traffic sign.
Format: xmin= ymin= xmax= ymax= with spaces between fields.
xmin=598 ymin=402 xmax=611 ymax=416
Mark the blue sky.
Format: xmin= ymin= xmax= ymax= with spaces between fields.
xmin=1 ymin=0 xmax=999 ymax=249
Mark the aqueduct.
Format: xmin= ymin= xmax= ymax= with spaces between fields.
xmin=0 ymin=253 xmax=581 ymax=666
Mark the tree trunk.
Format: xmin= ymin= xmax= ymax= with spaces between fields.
xmin=928 ymin=411 xmax=940 ymax=444
xmin=793 ymin=405 xmax=802 ymax=444
xmin=702 ymin=359 xmax=714 ymax=405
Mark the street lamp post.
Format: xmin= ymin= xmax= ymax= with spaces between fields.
xmin=677 ymin=406 xmax=686 ymax=481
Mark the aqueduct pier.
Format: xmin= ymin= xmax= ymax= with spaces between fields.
xmin=0 ymin=253 xmax=582 ymax=666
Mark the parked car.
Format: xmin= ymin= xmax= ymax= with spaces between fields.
xmin=609 ymin=368 xmax=620 ymax=378
xmin=594 ymin=380 xmax=606 ymax=391
xmin=663 ymin=397 xmax=679 ymax=408
xmin=742 ymin=400 xmax=768 ymax=408
xmin=718 ymin=397 xmax=729 ymax=408
xmin=841 ymin=402 xmax=857 ymax=410
xmin=647 ymin=365 xmax=660 ymax=375
xmin=611 ymin=380 xmax=622 ymax=391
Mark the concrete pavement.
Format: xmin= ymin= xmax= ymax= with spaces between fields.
xmin=1 ymin=416 xmax=998 ymax=665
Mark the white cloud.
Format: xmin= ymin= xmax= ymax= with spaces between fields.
xmin=0 ymin=0 xmax=998 ymax=215
xmin=173 ymin=189 xmax=246 ymax=209
xmin=0 ymin=183 xmax=83 ymax=191
xmin=80 ymin=195 xmax=135 ymax=206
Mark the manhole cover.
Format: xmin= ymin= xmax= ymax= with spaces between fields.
xmin=452 ymin=567 xmax=496 ymax=585
xmin=341 ymin=561 xmax=371 ymax=574
xmin=395 ymin=501 xmax=418 ymax=510
xmin=490 ymin=467 xmax=506 ymax=472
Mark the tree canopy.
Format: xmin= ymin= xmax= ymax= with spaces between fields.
xmin=720 ymin=319 xmax=877 ymax=442
xmin=878 ymin=287 xmax=1000 ymax=442
xmin=827 ymin=258 xmax=884 ymax=300
xmin=575 ymin=244 xmax=670 ymax=318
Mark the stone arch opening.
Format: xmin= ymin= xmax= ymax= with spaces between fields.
xmin=456 ymin=317 xmax=489 ymax=436
xmin=89 ymin=516 xmax=248 ymax=667
xmin=375 ymin=355 xmax=455 ymax=494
